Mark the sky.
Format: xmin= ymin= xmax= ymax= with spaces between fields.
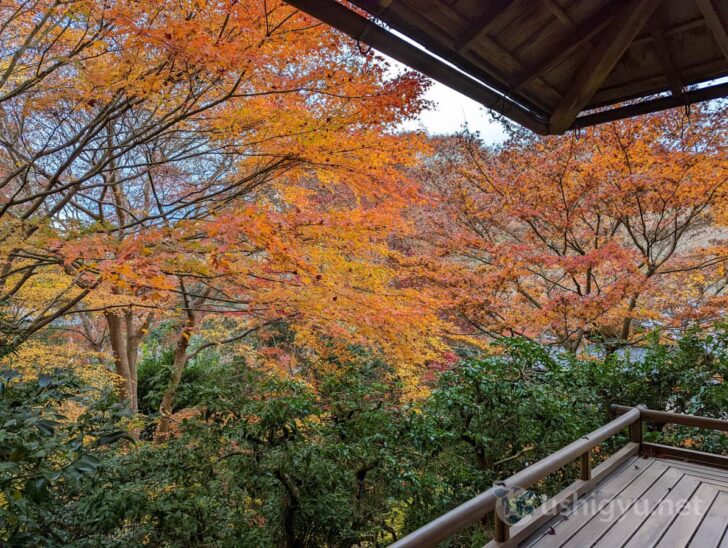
xmin=382 ymin=40 xmax=509 ymax=145
xmin=399 ymin=78 xmax=509 ymax=145
xmin=398 ymin=73 xmax=728 ymax=145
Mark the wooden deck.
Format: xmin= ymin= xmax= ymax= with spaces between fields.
xmin=522 ymin=456 xmax=728 ymax=547
xmin=390 ymin=406 xmax=728 ymax=548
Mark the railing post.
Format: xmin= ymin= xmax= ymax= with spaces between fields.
xmin=494 ymin=513 xmax=510 ymax=542
xmin=580 ymin=450 xmax=592 ymax=481
xmin=629 ymin=405 xmax=645 ymax=446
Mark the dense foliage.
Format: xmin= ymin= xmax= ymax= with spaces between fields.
xmin=2 ymin=330 xmax=726 ymax=546
xmin=414 ymin=113 xmax=727 ymax=352
xmin=0 ymin=370 xmax=129 ymax=545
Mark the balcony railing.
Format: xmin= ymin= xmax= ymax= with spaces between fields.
xmin=391 ymin=405 xmax=728 ymax=548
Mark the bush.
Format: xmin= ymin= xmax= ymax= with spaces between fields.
xmin=401 ymin=339 xmax=605 ymax=543
xmin=64 ymin=360 xmax=414 ymax=546
xmin=0 ymin=369 xmax=130 ymax=545
xmin=137 ymin=347 xmax=229 ymax=415
xmin=3 ymin=328 xmax=727 ymax=546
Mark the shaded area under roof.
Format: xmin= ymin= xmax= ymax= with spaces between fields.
xmin=284 ymin=0 xmax=728 ymax=134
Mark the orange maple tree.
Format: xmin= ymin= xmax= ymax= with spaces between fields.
xmin=413 ymin=106 xmax=728 ymax=352
xmin=0 ymin=0 xmax=446 ymax=414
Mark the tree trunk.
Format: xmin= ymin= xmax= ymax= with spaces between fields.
xmin=105 ymin=311 xmax=135 ymax=410
xmin=154 ymin=283 xmax=211 ymax=440
xmin=104 ymin=308 xmax=152 ymax=412
xmin=618 ymin=295 xmax=639 ymax=347
xmin=276 ymin=471 xmax=302 ymax=548
xmin=154 ymin=314 xmax=195 ymax=440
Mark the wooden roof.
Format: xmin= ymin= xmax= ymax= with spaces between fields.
xmin=285 ymin=0 xmax=728 ymax=134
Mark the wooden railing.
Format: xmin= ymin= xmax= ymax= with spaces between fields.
xmin=611 ymin=404 xmax=728 ymax=470
xmin=390 ymin=405 xmax=728 ymax=548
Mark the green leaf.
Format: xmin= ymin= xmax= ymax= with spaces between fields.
xmin=0 ymin=461 xmax=19 ymax=476
xmin=96 ymin=431 xmax=133 ymax=446
xmin=36 ymin=419 xmax=59 ymax=436
xmin=24 ymin=477 xmax=48 ymax=502
xmin=42 ymin=469 xmax=62 ymax=482
xmin=68 ymin=436 xmax=83 ymax=451
xmin=72 ymin=454 xmax=101 ymax=474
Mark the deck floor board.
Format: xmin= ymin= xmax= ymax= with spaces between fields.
xmin=523 ymin=456 xmax=728 ymax=548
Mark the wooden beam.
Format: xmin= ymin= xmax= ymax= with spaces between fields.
xmin=548 ymin=0 xmax=661 ymax=134
xmin=634 ymin=16 xmax=706 ymax=45
xmin=570 ymin=81 xmax=728 ymax=130
xmin=649 ymin=23 xmax=684 ymax=100
xmin=282 ymin=0 xmax=548 ymax=134
xmin=612 ymin=404 xmax=728 ymax=432
xmin=541 ymin=0 xmax=577 ymax=31
xmin=454 ymin=0 xmax=513 ymax=53
xmin=508 ymin=0 xmax=626 ymax=94
xmin=513 ymin=0 xmax=700 ymax=98
xmin=695 ymin=0 xmax=728 ymax=61
xmin=642 ymin=443 xmax=728 ymax=469
xmin=468 ymin=34 xmax=563 ymax=101
xmin=349 ymin=0 xmax=552 ymax=118
xmin=370 ymin=0 xmax=396 ymax=15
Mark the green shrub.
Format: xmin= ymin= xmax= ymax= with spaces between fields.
xmin=0 ymin=369 xmax=130 ymax=545
xmin=65 ymin=360 xmax=414 ymax=547
xmin=4 ymin=327 xmax=727 ymax=546
xmin=137 ymin=347 xmax=229 ymax=415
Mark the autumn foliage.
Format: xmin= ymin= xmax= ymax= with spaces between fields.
xmin=0 ymin=0 xmax=726 ymax=437
xmin=1 ymin=0 xmax=728 ymax=545
xmin=0 ymin=0 xmax=444 ymax=420
xmin=413 ymin=106 xmax=727 ymax=352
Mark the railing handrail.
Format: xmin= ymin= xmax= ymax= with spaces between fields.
xmin=610 ymin=404 xmax=728 ymax=432
xmin=390 ymin=407 xmax=641 ymax=547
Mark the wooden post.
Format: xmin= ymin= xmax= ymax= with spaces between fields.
xmin=629 ymin=405 xmax=644 ymax=446
xmin=580 ymin=450 xmax=592 ymax=481
xmin=494 ymin=513 xmax=510 ymax=542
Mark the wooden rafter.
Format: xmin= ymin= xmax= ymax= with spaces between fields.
xmin=695 ymin=0 xmax=728 ymax=61
xmin=288 ymin=0 xmax=728 ymax=134
xmin=454 ymin=0 xmax=513 ymax=53
xmin=541 ymin=0 xmax=577 ymax=31
xmin=351 ymin=0 xmax=554 ymax=118
xmin=633 ymin=17 xmax=706 ymax=46
xmin=570 ymin=81 xmax=728 ymax=129
xmin=468 ymin=35 xmax=563 ymax=101
xmin=371 ymin=0 xmax=395 ymax=15
xmin=508 ymin=0 xmax=625 ymax=94
xmin=548 ymin=0 xmax=661 ymax=134
xmin=649 ymin=22 xmax=684 ymax=100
